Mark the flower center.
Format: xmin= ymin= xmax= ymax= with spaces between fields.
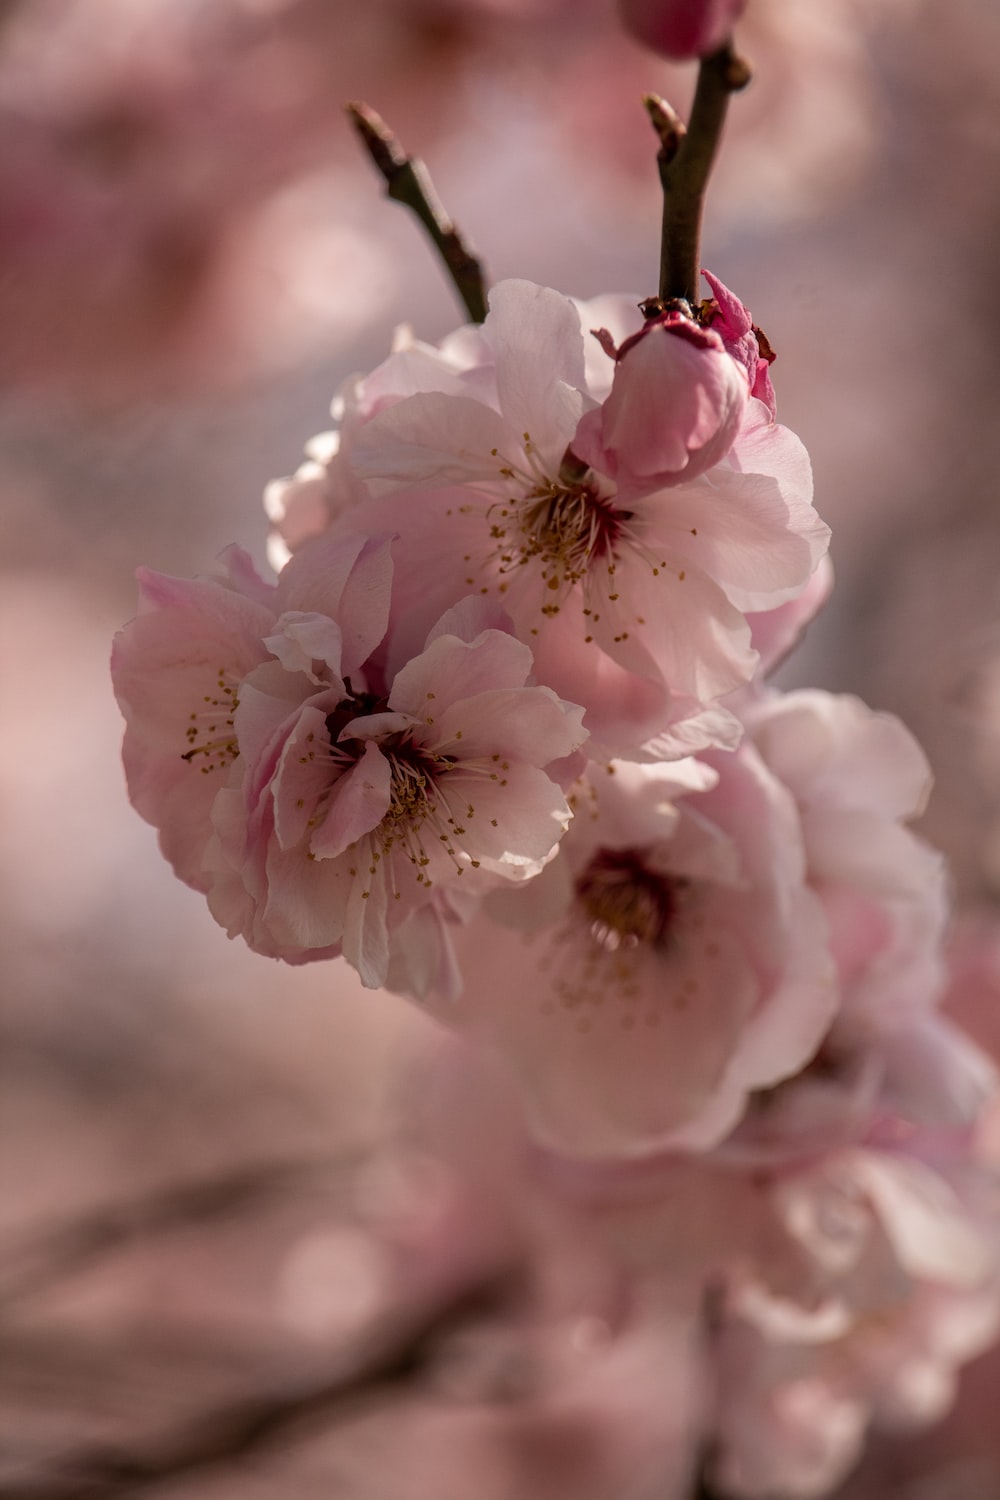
xmin=494 ymin=480 xmax=627 ymax=595
xmin=324 ymin=689 xmax=381 ymax=747
xmin=575 ymin=848 xmax=686 ymax=953
xmin=371 ymin=734 xmax=471 ymax=888
xmin=382 ymin=739 xmax=451 ymax=833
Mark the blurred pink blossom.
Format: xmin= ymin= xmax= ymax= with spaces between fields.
xmin=746 ymin=691 xmax=947 ymax=1032
xmin=413 ymin=746 xmax=835 ymax=1157
xmin=709 ymin=1141 xmax=1000 ymax=1498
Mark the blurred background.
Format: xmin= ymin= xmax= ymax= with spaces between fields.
xmin=2 ymin=1 xmax=1000 ymax=1496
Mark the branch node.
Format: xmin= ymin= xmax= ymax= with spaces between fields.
xmin=722 ymin=49 xmax=753 ymax=91
xmin=642 ymin=92 xmax=686 ymax=171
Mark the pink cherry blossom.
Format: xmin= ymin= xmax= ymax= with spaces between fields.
xmin=709 ymin=1142 xmax=1000 ymax=1498
xmin=463 ymin=1026 xmax=1000 ymax=1496
xmin=264 ymin=320 xmax=497 ymax=568
xmin=264 ymin=430 xmax=341 ymax=572
xmin=411 ymin=746 xmax=836 ymax=1158
xmin=323 ymin=277 xmax=828 ymax=753
xmin=113 ymin=535 xmax=587 ymax=991
xmin=292 ymin=1027 xmax=709 ymax=1500
xmin=111 ymin=544 xmax=283 ymax=897
xmin=723 ymin=1008 xmax=997 ymax=1176
xmin=618 ymin=0 xmax=748 ymax=61
xmin=711 ymin=691 xmax=953 ymax=1164
xmin=745 ymin=691 xmax=948 ymax=1032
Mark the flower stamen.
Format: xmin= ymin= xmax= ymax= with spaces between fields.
xmin=575 ymin=848 xmax=687 ymax=953
xmin=181 ymin=666 xmax=240 ymax=774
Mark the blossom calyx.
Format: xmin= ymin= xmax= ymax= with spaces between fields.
xmin=701 ymin=269 xmax=777 ymax=419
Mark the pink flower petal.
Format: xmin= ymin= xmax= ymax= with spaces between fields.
xmin=270 ymin=704 xmax=341 ymax=850
xmin=388 ymin=629 xmax=535 ymax=720
xmin=310 ymin=740 xmax=392 ymax=861
xmin=484 ymin=279 xmax=589 ymax=461
xmin=432 ymin=686 xmax=587 ymax=765
xmin=352 ymin=392 xmax=511 ymax=487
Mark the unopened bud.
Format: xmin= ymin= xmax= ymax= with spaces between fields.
xmin=618 ymin=0 xmax=748 ymax=62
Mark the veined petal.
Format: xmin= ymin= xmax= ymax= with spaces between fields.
xmin=388 ymin=630 xmax=535 ymax=720
xmin=114 ymin=569 xmax=274 ymax=753
xmin=748 ymin=557 xmax=834 ymax=676
xmin=351 ymin=392 xmax=510 ymax=487
xmin=441 ymin=761 xmax=573 ymax=873
xmin=484 ymin=279 xmax=588 ymax=462
xmin=432 ymin=686 xmax=587 ymax=765
xmin=311 ymin=741 xmax=392 ymax=860
xmin=356 ymin=342 xmax=477 ymax=407
xmin=343 ymin=848 xmax=391 ymax=988
xmin=233 ymin=666 xmax=333 ymax=810
xmin=277 ymin=532 xmax=394 ymax=676
xmin=520 ymin=593 xmax=675 ymax=750
xmin=122 ymin=734 xmax=223 ymax=891
xmin=261 ymin=839 xmax=351 ymax=950
xmin=271 ymin=704 xmax=341 ymax=850
xmin=386 ymin=901 xmax=464 ymax=1004
xmin=590 ymin=554 xmax=757 ymax=702
xmin=644 ymin=464 xmax=827 ymax=610
xmin=422 ymin=595 xmax=516 ymax=648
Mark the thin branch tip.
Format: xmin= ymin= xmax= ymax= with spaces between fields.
xmin=345 ymin=101 xmax=405 ymax=173
xmin=345 ymin=101 xmax=488 ymax=324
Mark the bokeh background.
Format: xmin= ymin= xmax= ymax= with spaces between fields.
xmin=3 ymin=1 xmax=1000 ymax=1495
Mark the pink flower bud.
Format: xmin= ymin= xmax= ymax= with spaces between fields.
xmin=618 ymin=0 xmax=747 ymax=61
xmin=573 ymin=311 xmax=749 ymax=495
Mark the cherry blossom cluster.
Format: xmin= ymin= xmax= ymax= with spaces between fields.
xmin=113 ymin=262 xmax=1000 ymax=1494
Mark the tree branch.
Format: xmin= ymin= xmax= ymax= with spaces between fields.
xmin=0 ymin=1156 xmax=353 ymax=1309
xmin=347 ymin=102 xmax=489 ymax=325
xmin=1 ymin=1269 xmax=524 ymax=1500
xmin=649 ymin=44 xmax=751 ymax=307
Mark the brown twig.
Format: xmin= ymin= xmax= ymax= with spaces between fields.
xmin=649 ymin=44 xmax=752 ymax=307
xmin=1 ymin=1270 xmax=524 ymax=1500
xmin=690 ymin=1468 xmax=724 ymax=1500
xmin=0 ymin=1156 xmax=352 ymax=1310
xmin=347 ymin=102 xmax=489 ymax=325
